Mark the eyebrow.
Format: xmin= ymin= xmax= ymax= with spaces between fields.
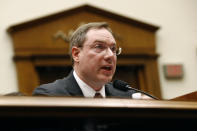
xmin=94 ymin=40 xmax=116 ymax=45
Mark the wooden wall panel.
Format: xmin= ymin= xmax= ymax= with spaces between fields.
xmin=15 ymin=60 xmax=39 ymax=95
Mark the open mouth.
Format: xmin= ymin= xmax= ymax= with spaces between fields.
xmin=101 ymin=66 xmax=112 ymax=71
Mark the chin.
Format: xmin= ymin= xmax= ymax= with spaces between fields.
xmin=99 ymin=76 xmax=113 ymax=83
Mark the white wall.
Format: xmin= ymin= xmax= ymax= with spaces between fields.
xmin=0 ymin=0 xmax=197 ymax=99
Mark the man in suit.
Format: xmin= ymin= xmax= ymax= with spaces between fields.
xmin=33 ymin=22 xmax=152 ymax=99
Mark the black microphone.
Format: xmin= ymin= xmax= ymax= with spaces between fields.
xmin=113 ymin=80 xmax=158 ymax=100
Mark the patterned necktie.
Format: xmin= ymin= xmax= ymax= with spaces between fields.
xmin=94 ymin=92 xmax=103 ymax=98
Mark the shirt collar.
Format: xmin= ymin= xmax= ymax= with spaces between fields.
xmin=73 ymin=70 xmax=106 ymax=98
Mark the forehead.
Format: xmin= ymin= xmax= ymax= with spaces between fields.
xmin=85 ymin=28 xmax=116 ymax=45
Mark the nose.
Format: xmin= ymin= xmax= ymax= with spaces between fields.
xmin=105 ymin=47 xmax=114 ymax=56
xmin=104 ymin=48 xmax=115 ymax=63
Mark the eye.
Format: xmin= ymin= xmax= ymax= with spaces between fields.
xmin=110 ymin=46 xmax=117 ymax=53
xmin=94 ymin=44 xmax=105 ymax=50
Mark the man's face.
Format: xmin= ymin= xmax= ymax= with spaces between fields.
xmin=73 ymin=28 xmax=117 ymax=88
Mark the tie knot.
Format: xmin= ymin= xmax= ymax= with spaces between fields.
xmin=94 ymin=92 xmax=103 ymax=98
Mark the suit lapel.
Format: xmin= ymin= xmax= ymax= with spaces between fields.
xmin=105 ymin=83 xmax=117 ymax=97
xmin=65 ymin=70 xmax=84 ymax=97
xmin=105 ymin=83 xmax=131 ymax=98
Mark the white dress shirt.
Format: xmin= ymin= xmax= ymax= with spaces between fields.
xmin=73 ymin=70 xmax=106 ymax=98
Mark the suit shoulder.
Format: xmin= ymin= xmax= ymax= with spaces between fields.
xmin=32 ymin=77 xmax=70 ymax=96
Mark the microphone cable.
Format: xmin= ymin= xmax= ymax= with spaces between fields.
xmin=113 ymin=80 xmax=159 ymax=100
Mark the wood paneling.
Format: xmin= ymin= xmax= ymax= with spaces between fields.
xmin=171 ymin=91 xmax=197 ymax=101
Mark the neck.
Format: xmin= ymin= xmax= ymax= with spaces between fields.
xmin=73 ymin=67 xmax=104 ymax=91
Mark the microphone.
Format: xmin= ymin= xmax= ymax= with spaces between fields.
xmin=113 ymin=80 xmax=158 ymax=100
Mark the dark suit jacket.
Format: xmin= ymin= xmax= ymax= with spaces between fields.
xmin=32 ymin=71 xmax=136 ymax=98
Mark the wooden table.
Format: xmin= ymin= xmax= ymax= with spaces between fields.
xmin=0 ymin=96 xmax=196 ymax=130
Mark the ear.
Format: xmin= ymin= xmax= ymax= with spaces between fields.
xmin=72 ymin=46 xmax=81 ymax=63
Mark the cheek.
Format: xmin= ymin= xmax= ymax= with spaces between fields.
xmin=80 ymin=53 xmax=99 ymax=67
xmin=112 ymin=56 xmax=117 ymax=65
xmin=114 ymin=56 xmax=117 ymax=63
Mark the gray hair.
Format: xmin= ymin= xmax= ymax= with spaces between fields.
xmin=69 ymin=22 xmax=113 ymax=61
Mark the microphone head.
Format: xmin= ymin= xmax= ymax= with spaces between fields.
xmin=113 ymin=80 xmax=131 ymax=91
